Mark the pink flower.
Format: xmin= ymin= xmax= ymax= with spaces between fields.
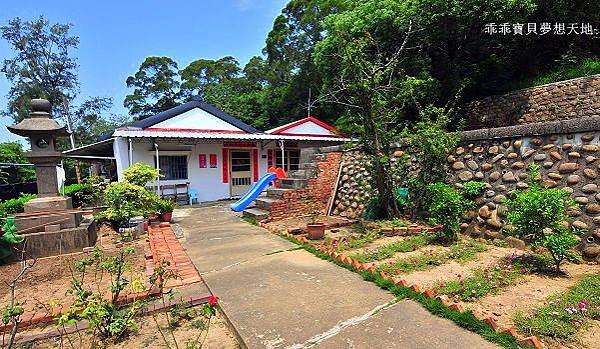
xmin=209 ymin=295 xmax=219 ymax=306
xmin=578 ymin=301 xmax=588 ymax=309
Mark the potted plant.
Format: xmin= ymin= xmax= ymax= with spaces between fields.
xmin=306 ymin=201 xmax=326 ymax=240
xmin=157 ymin=199 xmax=177 ymax=222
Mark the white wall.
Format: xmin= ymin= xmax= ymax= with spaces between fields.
xmin=149 ymin=108 xmax=243 ymax=131
xmin=124 ymin=140 xmax=278 ymax=202
xmin=113 ymin=137 xmax=130 ymax=181
xmin=281 ymin=121 xmax=334 ymax=136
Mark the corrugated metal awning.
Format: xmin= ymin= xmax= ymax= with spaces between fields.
xmin=112 ymin=130 xmax=351 ymax=142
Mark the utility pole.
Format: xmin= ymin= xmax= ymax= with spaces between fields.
xmin=307 ymin=88 xmax=312 ymax=117
xmin=61 ymin=95 xmax=81 ymax=183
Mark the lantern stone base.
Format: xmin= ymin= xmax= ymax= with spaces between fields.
xmin=13 ymin=218 xmax=97 ymax=259
xmin=17 ymin=196 xmax=82 ymax=232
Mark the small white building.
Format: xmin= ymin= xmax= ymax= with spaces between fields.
xmin=66 ymin=98 xmax=348 ymax=203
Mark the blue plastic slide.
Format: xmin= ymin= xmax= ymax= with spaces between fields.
xmin=230 ymin=172 xmax=278 ymax=212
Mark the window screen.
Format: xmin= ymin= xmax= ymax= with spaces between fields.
xmin=158 ymin=156 xmax=188 ymax=180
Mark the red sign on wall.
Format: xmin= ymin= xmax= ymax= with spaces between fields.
xmin=210 ymin=153 xmax=218 ymax=168
xmin=199 ymin=154 xmax=207 ymax=168
xmin=222 ymin=150 xmax=228 ymax=183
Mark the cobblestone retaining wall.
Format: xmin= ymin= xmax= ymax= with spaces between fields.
xmin=331 ymin=117 xmax=600 ymax=238
xmin=462 ymin=75 xmax=600 ymax=129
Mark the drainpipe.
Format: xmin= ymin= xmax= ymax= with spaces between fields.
xmin=154 ymin=142 xmax=160 ymax=195
xmin=278 ymin=139 xmax=285 ymax=171
xmin=128 ymin=137 xmax=133 ymax=166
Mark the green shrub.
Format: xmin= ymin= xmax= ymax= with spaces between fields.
xmin=98 ymin=182 xmax=159 ymax=225
xmin=156 ymin=198 xmax=177 ymax=213
xmin=504 ymin=164 xmax=580 ymax=271
xmin=123 ymin=163 xmax=159 ymax=187
xmin=405 ymin=113 xmax=460 ymax=215
xmin=427 ymin=182 xmax=473 ymax=242
xmin=63 ymin=176 xmax=106 ymax=207
xmin=0 ymin=193 xmax=36 ymax=218
xmin=461 ymin=181 xmax=487 ymax=198
xmin=0 ymin=217 xmax=24 ymax=263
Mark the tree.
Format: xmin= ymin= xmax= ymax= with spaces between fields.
xmin=180 ymin=56 xmax=241 ymax=99
xmin=71 ymin=97 xmax=124 ymax=146
xmin=1 ymin=16 xmax=79 ymax=123
xmin=124 ymin=56 xmax=181 ymax=119
xmin=314 ymin=0 xmax=434 ymax=217
xmin=0 ymin=142 xmax=35 ymax=184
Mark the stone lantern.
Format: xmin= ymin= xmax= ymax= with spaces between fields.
xmin=7 ymin=99 xmax=67 ymax=197
xmin=6 ymin=99 xmax=82 ymax=235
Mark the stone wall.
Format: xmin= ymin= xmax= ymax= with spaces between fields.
xmin=331 ymin=117 xmax=600 ymax=237
xmin=462 ymin=75 xmax=600 ymax=129
xmin=268 ymin=151 xmax=343 ymax=220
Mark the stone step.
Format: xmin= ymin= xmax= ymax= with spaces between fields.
xmin=288 ymin=168 xmax=316 ymax=179
xmin=255 ymin=197 xmax=279 ymax=211
xmin=280 ymin=178 xmax=308 ymax=189
xmin=242 ymin=208 xmax=270 ymax=221
xmin=299 ymin=162 xmax=318 ymax=170
xmin=266 ymin=188 xmax=293 ymax=198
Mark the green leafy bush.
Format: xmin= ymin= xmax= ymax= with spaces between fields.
xmin=63 ymin=175 xmax=107 ymax=207
xmin=98 ymin=182 xmax=159 ymax=225
xmin=156 ymin=198 xmax=177 ymax=214
xmin=405 ymin=113 xmax=460 ymax=215
xmin=0 ymin=193 xmax=36 ymax=218
xmin=0 ymin=217 xmax=24 ymax=263
xmin=123 ymin=162 xmax=159 ymax=187
xmin=504 ymin=164 xmax=580 ymax=271
xmin=462 ymin=181 xmax=487 ymax=198
xmin=427 ymin=182 xmax=473 ymax=242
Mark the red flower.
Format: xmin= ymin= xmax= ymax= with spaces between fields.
xmin=209 ymin=295 xmax=219 ymax=306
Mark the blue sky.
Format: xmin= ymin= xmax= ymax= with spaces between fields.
xmin=0 ymin=0 xmax=287 ymax=143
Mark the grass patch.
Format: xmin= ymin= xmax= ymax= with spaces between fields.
xmin=277 ymin=234 xmax=525 ymax=349
xmin=378 ymin=240 xmax=487 ymax=275
xmin=242 ymin=216 xmax=258 ymax=226
xmin=514 ymin=274 xmax=600 ymax=341
xmin=509 ymin=57 xmax=600 ymax=90
xmin=436 ymin=253 xmax=554 ymax=302
xmin=350 ymin=234 xmax=434 ymax=263
xmin=373 ymin=218 xmax=411 ymax=228
xmin=331 ymin=230 xmax=381 ymax=251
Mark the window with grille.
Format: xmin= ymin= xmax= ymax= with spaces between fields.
xmin=275 ymin=150 xmax=300 ymax=171
xmin=157 ymin=156 xmax=188 ymax=180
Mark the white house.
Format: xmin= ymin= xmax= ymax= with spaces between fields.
xmin=65 ymin=98 xmax=349 ymax=203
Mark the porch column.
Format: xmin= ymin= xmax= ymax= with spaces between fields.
xmin=278 ymin=139 xmax=285 ymax=171
xmin=154 ymin=142 xmax=161 ymax=195
xmin=128 ymin=137 xmax=133 ymax=166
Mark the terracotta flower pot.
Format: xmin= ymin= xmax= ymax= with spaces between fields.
xmin=161 ymin=211 xmax=173 ymax=222
xmin=307 ymin=223 xmax=326 ymax=240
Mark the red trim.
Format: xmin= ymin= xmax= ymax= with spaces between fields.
xmin=275 ymin=132 xmax=343 ymax=138
xmin=222 ymin=149 xmax=229 ymax=183
xmin=268 ymin=116 xmax=344 ymax=136
xmin=252 ymin=149 xmax=259 ymax=182
xmin=223 ymin=141 xmax=256 ymax=148
xmin=144 ymin=128 xmax=247 ymax=134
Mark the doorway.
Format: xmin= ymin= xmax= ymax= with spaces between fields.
xmin=229 ymin=150 xmax=253 ymax=196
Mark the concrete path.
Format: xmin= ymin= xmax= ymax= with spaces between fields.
xmin=176 ymin=202 xmax=498 ymax=349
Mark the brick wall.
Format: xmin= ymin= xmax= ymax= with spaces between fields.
xmin=462 ymin=75 xmax=600 ymax=129
xmin=269 ymin=152 xmax=342 ymax=220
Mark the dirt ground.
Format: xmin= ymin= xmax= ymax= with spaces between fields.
xmin=18 ymin=306 xmax=239 ymax=349
xmin=0 ymin=224 xmax=147 ymax=314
